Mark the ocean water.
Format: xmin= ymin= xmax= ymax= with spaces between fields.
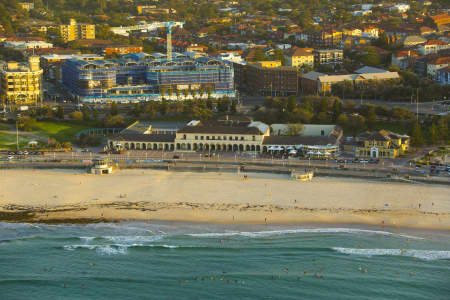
xmin=1 ymin=222 xmax=450 ymax=299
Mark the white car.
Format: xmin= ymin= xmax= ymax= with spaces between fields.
xmin=7 ymin=155 xmax=14 ymax=160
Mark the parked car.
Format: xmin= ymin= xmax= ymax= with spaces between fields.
xmin=173 ymin=155 xmax=180 ymax=159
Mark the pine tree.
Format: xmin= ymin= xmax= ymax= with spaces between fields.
xmin=410 ymin=122 xmax=424 ymax=147
xmin=429 ymin=122 xmax=438 ymax=145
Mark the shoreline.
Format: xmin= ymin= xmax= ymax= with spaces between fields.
xmin=1 ymin=169 xmax=449 ymax=230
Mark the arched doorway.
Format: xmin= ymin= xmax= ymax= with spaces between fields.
xmin=251 ymin=145 xmax=255 ymax=151
xmin=263 ymin=146 xmax=267 ymax=152
xmin=125 ymin=143 xmax=129 ymax=150
xmin=256 ymin=146 xmax=261 ymax=152
xmin=246 ymin=145 xmax=250 ymax=151
xmin=130 ymin=143 xmax=135 ymax=150
xmin=199 ymin=143 xmax=203 ymax=151
xmin=176 ymin=143 xmax=181 ymax=150
xmin=239 ymin=144 xmax=244 ymax=151
xmin=187 ymin=144 xmax=191 ymax=150
xmin=211 ymin=144 xmax=216 ymax=151
xmin=228 ymin=145 xmax=233 ymax=151
xmin=205 ymin=144 xmax=210 ymax=151
xmin=170 ymin=144 xmax=174 ymax=151
xmin=193 ymin=143 xmax=198 ymax=150
xmin=233 ymin=144 xmax=238 ymax=151
xmin=165 ymin=144 xmax=169 ymax=150
xmin=153 ymin=144 xmax=158 ymax=150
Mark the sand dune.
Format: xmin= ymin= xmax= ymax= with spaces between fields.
xmin=0 ymin=169 xmax=449 ymax=229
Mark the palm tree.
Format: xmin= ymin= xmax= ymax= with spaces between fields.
xmin=182 ymin=89 xmax=189 ymax=100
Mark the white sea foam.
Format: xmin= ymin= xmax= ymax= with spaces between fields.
xmin=79 ymin=237 xmax=95 ymax=243
xmin=63 ymin=243 xmax=178 ymax=254
xmin=102 ymin=235 xmax=163 ymax=243
xmin=64 ymin=244 xmax=129 ymax=255
xmin=187 ymin=228 xmax=422 ymax=239
xmin=332 ymin=247 xmax=450 ymax=261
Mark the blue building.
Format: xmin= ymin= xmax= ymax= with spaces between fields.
xmin=61 ymin=52 xmax=235 ymax=103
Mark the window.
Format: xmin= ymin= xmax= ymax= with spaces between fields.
xmin=229 ymin=136 xmax=232 ymax=140
xmin=240 ymin=137 xmax=244 ymax=141
xmin=183 ymin=134 xmax=186 ymax=140
xmin=212 ymin=136 xmax=215 ymax=140
xmin=195 ymin=136 xmax=198 ymax=140
xmin=321 ymin=130 xmax=324 ymax=136
xmin=206 ymin=136 xmax=209 ymax=140
xmin=235 ymin=136 xmax=238 ymax=140
xmin=223 ymin=136 xmax=226 ymax=140
xmin=201 ymin=136 xmax=204 ymax=140
xmin=252 ymin=136 xmax=255 ymax=141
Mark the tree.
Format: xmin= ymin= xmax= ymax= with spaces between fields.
xmin=71 ymin=111 xmax=83 ymax=121
xmin=336 ymin=113 xmax=348 ymax=128
xmin=287 ymin=123 xmax=304 ymax=136
xmin=19 ymin=117 xmax=37 ymax=132
xmin=348 ymin=114 xmax=366 ymax=136
xmin=429 ymin=122 xmax=438 ymax=145
xmin=82 ymin=107 xmax=90 ymax=121
xmin=367 ymin=106 xmax=377 ymax=130
xmin=410 ymin=122 xmax=424 ymax=147
xmin=287 ymin=96 xmax=297 ymax=112
xmin=230 ymin=99 xmax=237 ymax=113
xmin=56 ymin=106 xmax=64 ymax=119
xmin=437 ymin=117 xmax=449 ymax=142
xmin=159 ymin=100 xmax=168 ymax=115
xmin=332 ymin=99 xmax=342 ymax=122
xmin=110 ymin=102 xmax=119 ymax=116
xmin=104 ymin=114 xmax=124 ymax=127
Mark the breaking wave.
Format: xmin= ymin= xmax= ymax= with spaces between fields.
xmin=187 ymin=228 xmax=422 ymax=239
xmin=332 ymin=247 xmax=450 ymax=261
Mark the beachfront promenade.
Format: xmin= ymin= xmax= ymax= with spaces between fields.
xmin=2 ymin=150 xmax=450 ymax=185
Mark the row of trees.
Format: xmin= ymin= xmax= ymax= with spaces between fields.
xmin=255 ymin=95 xmax=450 ymax=146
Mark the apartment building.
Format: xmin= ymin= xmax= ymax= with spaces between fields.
xmin=0 ymin=56 xmax=43 ymax=105
xmin=313 ymin=49 xmax=343 ymax=65
xmin=285 ymin=47 xmax=314 ymax=68
xmin=60 ymin=19 xmax=95 ymax=42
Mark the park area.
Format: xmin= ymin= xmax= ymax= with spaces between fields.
xmin=0 ymin=120 xmax=93 ymax=150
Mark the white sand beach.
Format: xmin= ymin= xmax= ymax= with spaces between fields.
xmin=0 ymin=169 xmax=449 ymax=229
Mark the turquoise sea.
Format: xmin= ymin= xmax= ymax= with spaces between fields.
xmin=1 ymin=221 xmax=450 ymax=299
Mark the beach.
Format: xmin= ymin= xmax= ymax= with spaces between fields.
xmin=0 ymin=169 xmax=449 ymax=229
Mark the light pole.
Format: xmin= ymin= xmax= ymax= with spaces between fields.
xmin=15 ymin=120 xmax=20 ymax=151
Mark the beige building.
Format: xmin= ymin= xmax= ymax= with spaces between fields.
xmin=60 ymin=19 xmax=95 ymax=42
xmin=355 ymin=130 xmax=409 ymax=159
xmin=285 ymin=47 xmax=314 ymax=68
xmin=0 ymin=57 xmax=43 ymax=106
xmin=107 ymin=119 xmax=342 ymax=154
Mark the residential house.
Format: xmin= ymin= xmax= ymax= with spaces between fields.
xmin=418 ymin=40 xmax=450 ymax=55
xmin=391 ymin=50 xmax=419 ymax=70
xmin=361 ymin=26 xmax=379 ymax=39
xmin=402 ymin=35 xmax=427 ymax=47
xmin=426 ymin=57 xmax=450 ymax=80
xmin=436 ymin=66 xmax=450 ymax=85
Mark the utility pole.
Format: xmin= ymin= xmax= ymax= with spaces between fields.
xmin=416 ymin=88 xmax=419 ymax=122
xmin=16 ymin=120 xmax=19 ymax=151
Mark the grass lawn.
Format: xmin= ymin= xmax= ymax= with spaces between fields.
xmin=32 ymin=121 xmax=93 ymax=142
xmin=0 ymin=133 xmax=32 ymax=150
xmin=371 ymin=121 xmax=410 ymax=135
xmin=0 ymin=122 xmax=12 ymax=130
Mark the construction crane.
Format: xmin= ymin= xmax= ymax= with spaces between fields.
xmin=164 ymin=21 xmax=176 ymax=62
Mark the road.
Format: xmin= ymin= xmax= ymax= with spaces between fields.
xmin=240 ymin=95 xmax=449 ymax=116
